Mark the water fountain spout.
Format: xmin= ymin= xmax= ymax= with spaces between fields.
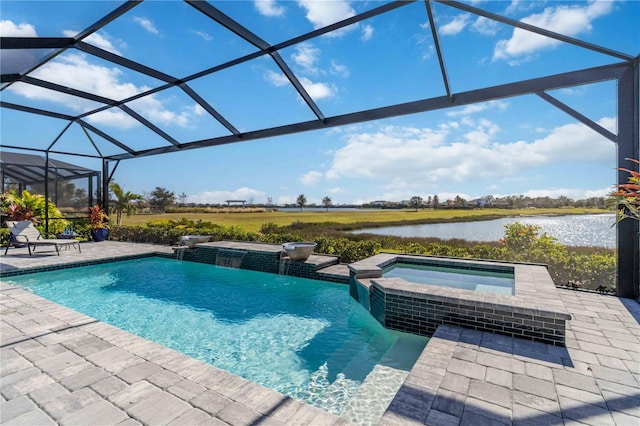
xmin=282 ymin=242 xmax=317 ymax=261
xmin=279 ymin=250 xmax=290 ymax=275
xmin=215 ymin=249 xmax=247 ymax=268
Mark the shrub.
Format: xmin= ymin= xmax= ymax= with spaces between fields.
xmin=260 ymin=222 xmax=280 ymax=234
xmin=497 ymin=222 xmax=615 ymax=291
xmin=0 ymin=228 xmax=9 ymax=247
xmin=314 ymin=237 xmax=380 ymax=263
xmin=1 ymin=190 xmax=69 ymax=234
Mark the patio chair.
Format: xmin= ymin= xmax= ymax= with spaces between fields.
xmin=4 ymin=221 xmax=81 ymax=256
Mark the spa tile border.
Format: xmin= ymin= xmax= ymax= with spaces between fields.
xmin=349 ymin=253 xmax=571 ymax=346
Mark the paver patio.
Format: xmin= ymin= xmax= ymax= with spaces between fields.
xmin=1 ymin=242 xmax=639 ymax=425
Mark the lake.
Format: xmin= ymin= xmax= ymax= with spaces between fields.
xmin=351 ymin=214 xmax=616 ymax=248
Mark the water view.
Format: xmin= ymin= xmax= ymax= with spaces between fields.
xmin=352 ymin=214 xmax=616 ymax=248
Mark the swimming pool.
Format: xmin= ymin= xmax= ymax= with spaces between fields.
xmin=383 ymin=263 xmax=515 ymax=295
xmin=7 ymin=257 xmax=427 ymax=423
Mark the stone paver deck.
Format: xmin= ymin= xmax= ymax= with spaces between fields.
xmin=1 ymin=242 xmax=639 ymax=425
xmin=380 ymin=291 xmax=640 ymax=426
xmin=1 ymin=241 xmax=174 ymax=275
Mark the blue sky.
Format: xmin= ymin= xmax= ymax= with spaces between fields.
xmin=1 ymin=0 xmax=639 ymax=205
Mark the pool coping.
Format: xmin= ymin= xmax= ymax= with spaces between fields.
xmin=0 ymin=252 xmax=171 ymax=277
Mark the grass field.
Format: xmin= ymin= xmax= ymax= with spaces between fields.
xmin=120 ymin=207 xmax=608 ymax=232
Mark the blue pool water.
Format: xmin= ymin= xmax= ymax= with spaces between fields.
xmin=7 ymin=257 xmax=427 ymax=421
xmin=384 ymin=263 xmax=515 ymax=295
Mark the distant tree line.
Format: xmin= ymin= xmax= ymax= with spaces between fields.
xmin=362 ymin=194 xmax=607 ymax=210
xmin=11 ymin=180 xmax=609 ymax=215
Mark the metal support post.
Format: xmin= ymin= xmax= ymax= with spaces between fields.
xmin=616 ymin=63 xmax=640 ymax=299
xmin=102 ymin=159 xmax=109 ymax=215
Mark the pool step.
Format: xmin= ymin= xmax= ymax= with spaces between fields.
xmin=305 ymin=333 xmax=395 ymax=416
xmin=378 ymin=333 xmax=428 ymax=370
xmin=338 ymin=333 xmax=393 ymax=381
xmin=339 ymin=364 xmax=409 ymax=425
xmin=339 ymin=335 xmax=426 ymax=424
xmin=324 ymin=339 xmax=370 ymax=379
xmin=324 ymin=333 xmax=390 ymax=382
xmin=313 ymin=373 xmax=361 ymax=415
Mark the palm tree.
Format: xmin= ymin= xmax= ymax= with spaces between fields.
xmin=109 ymin=182 xmax=143 ymax=225
xmin=322 ymin=196 xmax=332 ymax=212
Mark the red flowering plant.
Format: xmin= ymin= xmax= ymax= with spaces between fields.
xmin=608 ymin=158 xmax=640 ymax=224
xmin=5 ymin=203 xmax=39 ymax=224
xmin=88 ymin=204 xmax=109 ymax=230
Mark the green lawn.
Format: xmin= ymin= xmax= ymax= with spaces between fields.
xmin=121 ymin=208 xmax=608 ymax=232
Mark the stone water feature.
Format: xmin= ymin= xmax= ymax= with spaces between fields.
xmin=175 ymin=235 xmax=211 ymax=260
xmin=279 ymin=242 xmax=318 ymax=275
xmin=282 ymin=242 xmax=317 ymax=260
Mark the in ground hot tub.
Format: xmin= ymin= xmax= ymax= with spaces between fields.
xmin=383 ymin=262 xmax=515 ymax=295
xmin=282 ymin=242 xmax=317 ymax=260
xmin=348 ymin=253 xmax=571 ymax=346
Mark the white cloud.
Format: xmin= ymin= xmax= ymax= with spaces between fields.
xmin=128 ymin=96 xmax=195 ymax=128
xmin=63 ymin=30 xmax=123 ymax=55
xmin=361 ymin=24 xmax=374 ymax=41
xmin=255 ymin=0 xmax=285 ymax=17
xmin=8 ymin=53 xmax=198 ymax=129
xmin=330 ymin=60 xmax=349 ymax=78
xmin=437 ymin=192 xmax=472 ymax=202
xmin=298 ymin=0 xmax=358 ymax=37
xmin=192 ymin=30 xmax=213 ymax=41
xmin=325 ymin=117 xmax=616 ymax=188
xmin=291 ymin=43 xmax=321 ymax=75
xmin=264 ymin=69 xmax=290 ymax=87
xmin=505 ymin=0 xmax=524 ymax=16
xmin=471 ymin=17 xmax=499 ymax=36
xmin=1 ymin=20 xmax=39 ymax=73
xmin=133 ymin=17 xmax=159 ymax=35
xmin=300 ymin=77 xmax=335 ymax=100
xmin=277 ymin=195 xmax=298 ymax=205
xmin=523 ymin=186 xmax=611 ymax=199
xmin=188 ymin=187 xmax=267 ymax=204
xmin=439 ymin=14 xmax=470 ymax=36
xmin=446 ymin=100 xmax=508 ymax=117
xmin=504 ymin=0 xmax=538 ymax=16
xmin=493 ymin=2 xmax=614 ymax=62
xmin=265 ymin=70 xmax=334 ymax=100
xmin=328 ymin=187 xmax=344 ymax=194
xmin=525 ymin=116 xmax=616 ymax=163
xmin=0 ymin=20 xmax=37 ymax=36
xmin=463 ymin=119 xmax=500 ymax=146
xmin=301 ymin=170 xmax=323 ymax=185
xmin=193 ymin=104 xmax=206 ymax=116
xmin=327 ymin=125 xmax=449 ymax=181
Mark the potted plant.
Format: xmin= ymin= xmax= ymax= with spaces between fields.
xmin=88 ymin=204 xmax=109 ymax=242
xmin=609 ymin=158 xmax=640 ymax=223
xmin=3 ymin=203 xmax=39 ymax=248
